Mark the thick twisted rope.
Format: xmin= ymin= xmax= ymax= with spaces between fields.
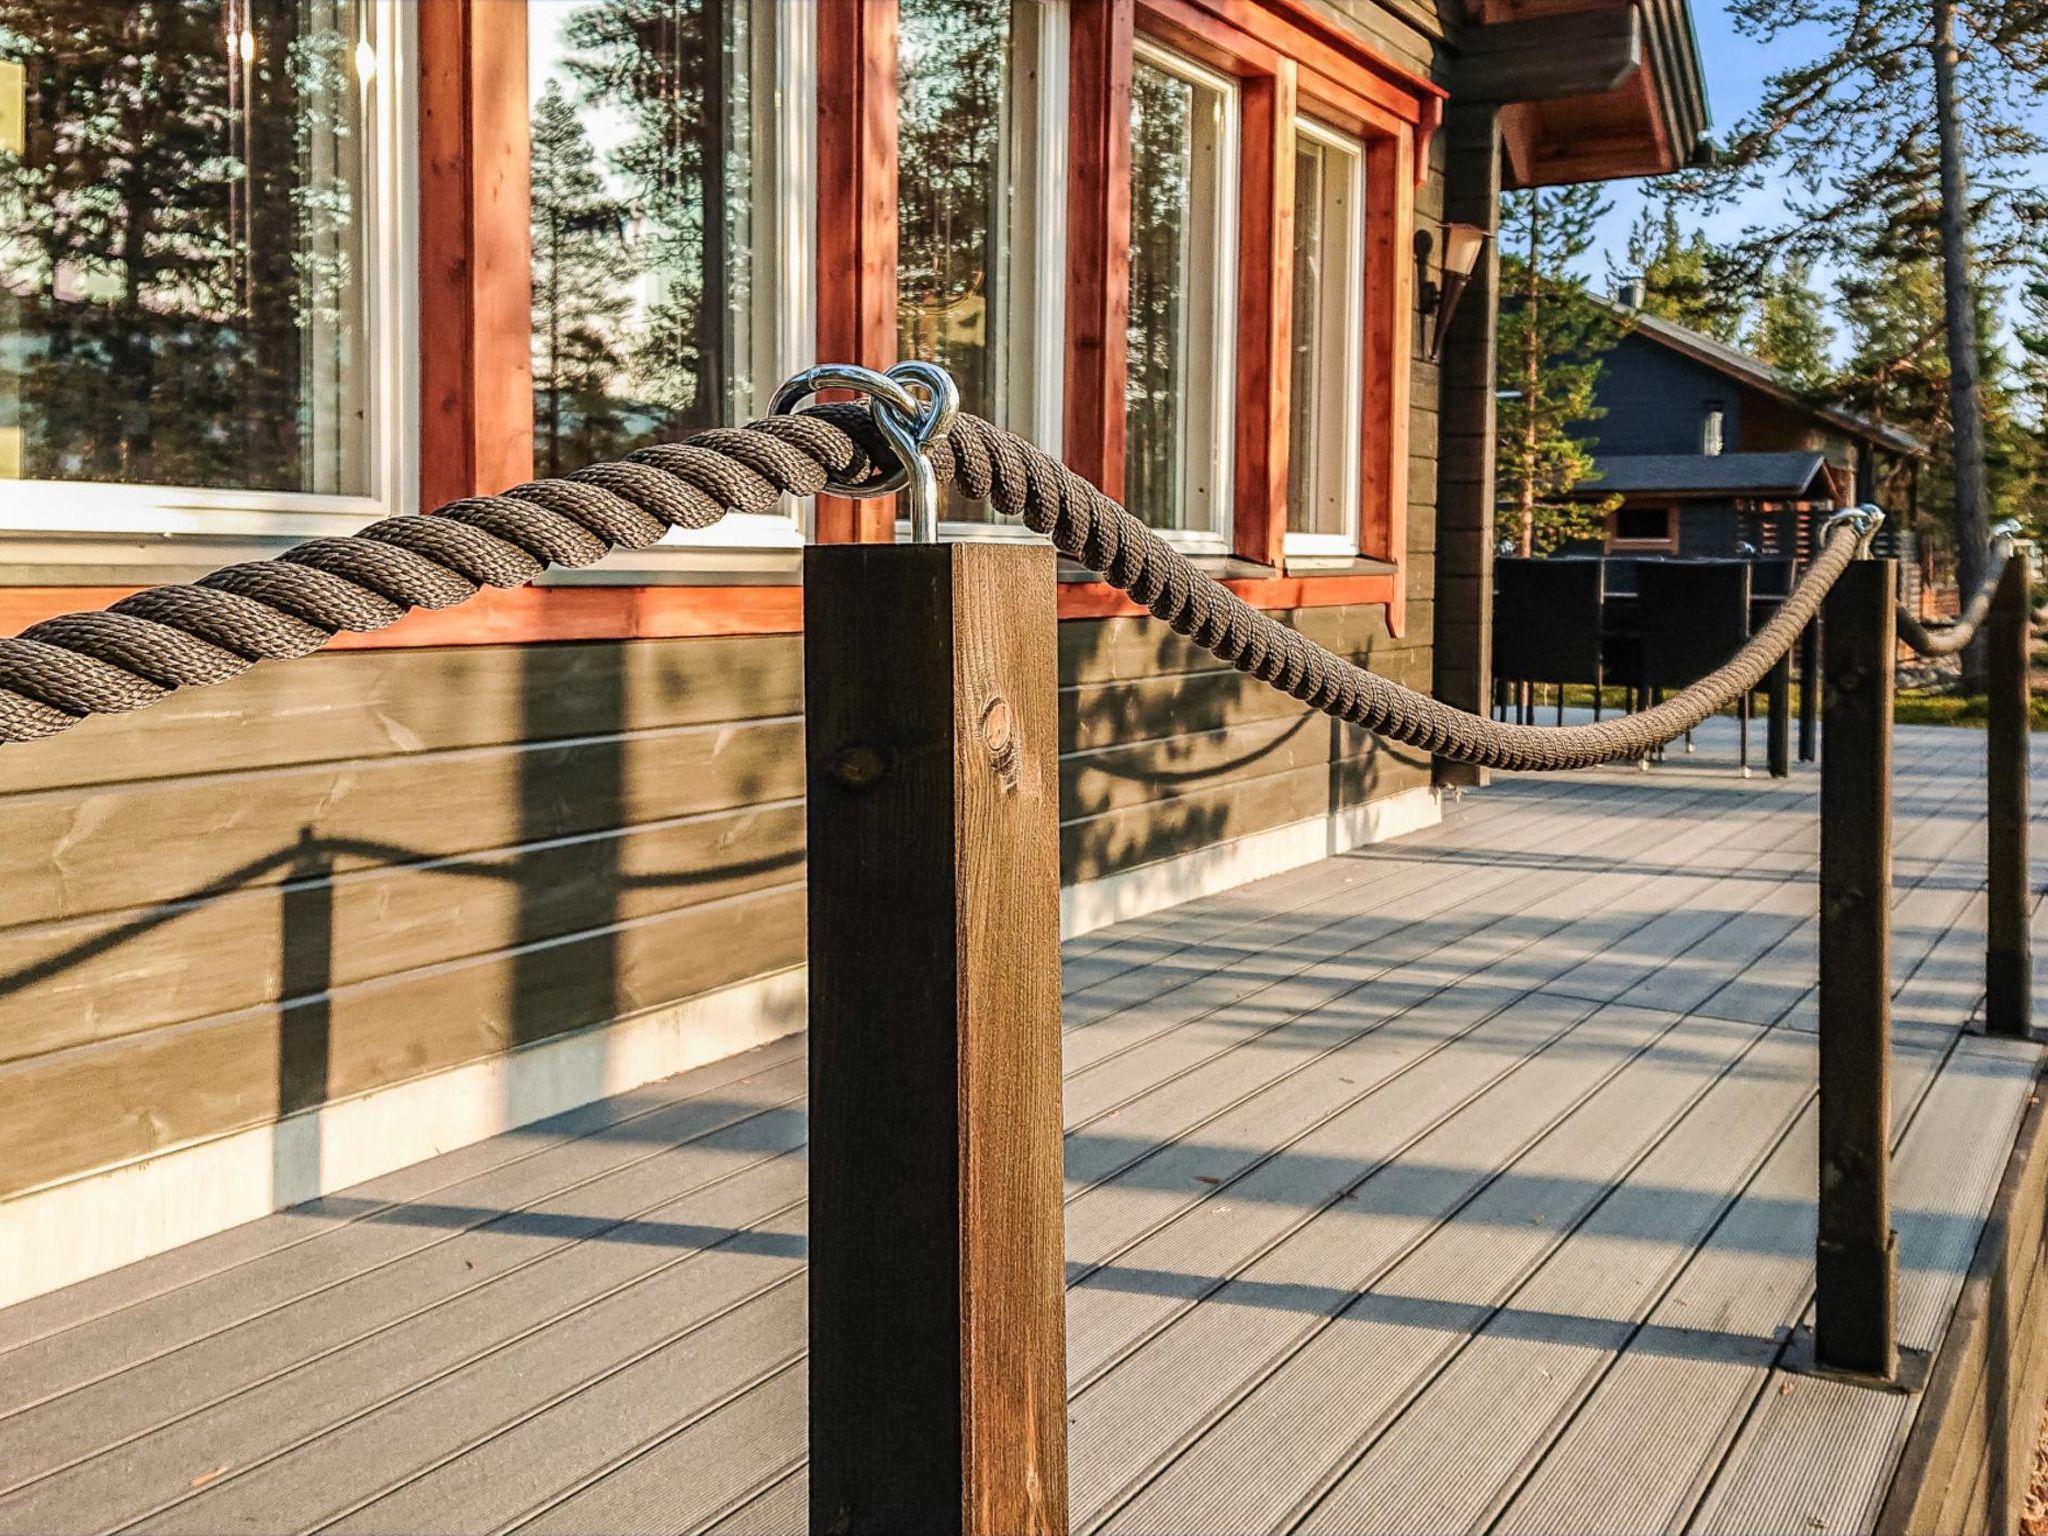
xmin=1895 ymin=535 xmax=2014 ymax=657
xmin=0 ymin=408 xmax=1855 ymax=772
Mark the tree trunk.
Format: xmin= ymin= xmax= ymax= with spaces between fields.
xmin=1518 ymin=196 xmax=1541 ymax=558
xmin=1931 ymin=0 xmax=1991 ymax=688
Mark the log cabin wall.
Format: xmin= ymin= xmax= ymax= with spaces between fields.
xmin=0 ymin=0 xmax=1463 ymax=1302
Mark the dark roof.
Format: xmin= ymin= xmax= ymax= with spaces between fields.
xmin=1609 ymin=306 xmax=1928 ymax=458
xmin=1571 ymin=451 xmax=1834 ymax=499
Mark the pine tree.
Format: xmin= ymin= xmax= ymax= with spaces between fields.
xmin=1497 ymin=186 xmax=1620 ymax=557
xmin=1746 ymin=260 xmax=1834 ymax=394
xmin=529 ymin=78 xmax=628 ymax=476
xmin=1661 ymin=0 xmax=2048 ymax=679
xmin=1614 ymin=207 xmax=1750 ymax=343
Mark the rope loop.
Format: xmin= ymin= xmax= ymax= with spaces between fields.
xmin=1895 ymin=521 xmax=2022 ymax=658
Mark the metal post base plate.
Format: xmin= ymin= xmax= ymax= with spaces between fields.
xmin=1782 ymin=1330 xmax=1931 ymax=1395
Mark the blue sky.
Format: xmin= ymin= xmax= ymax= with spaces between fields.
xmin=1581 ymin=4 xmax=1813 ymax=291
xmin=1580 ymin=3 xmax=2048 ymax=348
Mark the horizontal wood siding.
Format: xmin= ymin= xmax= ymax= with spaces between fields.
xmin=0 ymin=590 xmax=1428 ymax=1199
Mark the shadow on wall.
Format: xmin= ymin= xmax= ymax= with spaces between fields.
xmin=0 ymin=636 xmax=807 ymax=1217
xmin=0 ymin=599 xmax=1426 ymax=1213
xmin=1056 ymin=604 xmax=1431 ymax=886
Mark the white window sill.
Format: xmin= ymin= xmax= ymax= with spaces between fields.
xmin=0 ymin=497 xmax=811 ymax=587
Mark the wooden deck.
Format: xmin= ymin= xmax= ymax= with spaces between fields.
xmin=0 ymin=718 xmax=2039 ymax=1535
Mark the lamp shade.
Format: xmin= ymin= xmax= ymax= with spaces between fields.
xmin=1441 ymin=222 xmax=1489 ymax=279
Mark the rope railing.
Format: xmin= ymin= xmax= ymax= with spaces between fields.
xmin=0 ymin=385 xmax=1872 ymax=773
xmin=0 ymin=359 xmax=2029 ymax=1505
xmin=1895 ymin=521 xmax=2021 ymax=657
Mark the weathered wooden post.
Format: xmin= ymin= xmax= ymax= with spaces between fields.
xmin=1767 ymin=650 xmax=1792 ymax=779
xmin=804 ymin=539 xmax=1069 ymax=1536
xmin=1985 ymin=547 xmax=2032 ymax=1039
xmin=1798 ymin=617 xmax=1820 ymax=763
xmin=1816 ymin=555 xmax=1899 ymax=1381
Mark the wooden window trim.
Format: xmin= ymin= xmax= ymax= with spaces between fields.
xmin=817 ymin=0 xmax=901 ymax=543
xmin=1608 ymin=503 xmax=1681 ymax=553
xmin=1108 ymin=0 xmax=1430 ymax=633
xmin=418 ymin=0 xmax=534 ymax=511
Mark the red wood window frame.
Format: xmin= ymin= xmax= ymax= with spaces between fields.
xmin=1095 ymin=0 xmax=1438 ymax=635
xmin=417 ymin=0 xmax=535 ymax=511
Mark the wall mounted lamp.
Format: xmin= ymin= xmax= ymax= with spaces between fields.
xmin=1415 ymin=222 xmax=1491 ymax=364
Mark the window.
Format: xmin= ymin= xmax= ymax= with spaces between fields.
xmin=896 ymin=0 xmax=1065 ymax=528
xmin=528 ymin=0 xmax=813 ymax=542
xmin=1286 ymin=118 xmax=1364 ymax=556
xmin=1125 ymin=42 xmax=1237 ymax=546
xmin=1612 ymin=504 xmax=1676 ymax=547
xmin=1701 ymin=403 xmax=1725 ymax=457
xmin=0 ymin=0 xmax=410 ymax=531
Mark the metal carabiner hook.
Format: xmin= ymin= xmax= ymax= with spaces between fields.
xmin=1820 ymin=504 xmax=1885 ymax=558
xmin=767 ymin=361 xmax=961 ymax=544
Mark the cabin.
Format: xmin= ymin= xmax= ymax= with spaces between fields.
xmin=1568 ymin=303 xmax=1927 ymax=564
xmin=5 ymin=7 xmax=2044 ymax=1536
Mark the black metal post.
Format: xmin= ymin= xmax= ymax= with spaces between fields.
xmin=1816 ymin=557 xmax=1899 ymax=1382
xmin=1986 ymin=550 xmax=2032 ymax=1038
xmin=1798 ymin=617 xmax=1820 ymax=763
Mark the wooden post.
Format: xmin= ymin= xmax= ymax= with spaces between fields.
xmin=1986 ymin=550 xmax=2032 ymax=1038
xmin=1798 ymin=617 xmax=1820 ymax=763
xmin=804 ymin=542 xmax=1068 ymax=1536
xmin=1816 ymin=557 xmax=1899 ymax=1382
xmin=1767 ymin=651 xmax=1792 ymax=779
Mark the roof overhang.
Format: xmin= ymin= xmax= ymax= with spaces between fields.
xmin=1450 ymin=0 xmax=1711 ymax=187
xmin=1567 ymin=452 xmax=1835 ymax=501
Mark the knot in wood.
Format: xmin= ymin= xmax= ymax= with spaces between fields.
xmin=981 ymin=696 xmax=1019 ymax=789
xmin=830 ymin=743 xmax=887 ymax=792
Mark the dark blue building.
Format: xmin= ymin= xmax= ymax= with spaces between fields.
xmin=1566 ymin=305 xmax=1925 ymax=565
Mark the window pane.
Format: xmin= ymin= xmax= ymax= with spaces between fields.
xmin=529 ymin=0 xmax=768 ymax=477
xmin=1287 ymin=141 xmax=1327 ymax=534
xmin=1286 ymin=125 xmax=1361 ymax=543
xmin=1126 ymin=61 xmax=1192 ymax=529
xmin=898 ymin=0 xmax=1005 ymax=424
xmin=1125 ymin=52 xmax=1230 ymax=535
xmin=0 ymin=1 xmax=374 ymax=495
xmin=898 ymin=0 xmax=1054 ymax=524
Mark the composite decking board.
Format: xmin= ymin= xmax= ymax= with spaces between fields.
xmin=1685 ymin=1036 xmax=2042 ymax=1536
xmin=700 ymin=1466 xmax=807 ymax=1536
xmin=0 ymin=1138 xmax=812 ymax=1529
xmin=1061 ymin=781 xmax=1839 ymax=1291
xmin=1058 ymin=781 xmax=1653 ymax=1037
xmin=1486 ymin=1046 xmax=1957 ymax=1536
xmin=0 ymin=720 xmax=2034 ymax=1536
xmin=0 ymin=1033 xmax=806 ymax=1361
xmin=1288 ymin=1028 xmax=1823 ymax=1536
xmin=0 ymin=1051 xmax=809 ymax=1419
xmin=1088 ymin=1009 xmax=1769 ymax=1536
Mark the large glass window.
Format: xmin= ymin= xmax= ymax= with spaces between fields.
xmin=0 ymin=1 xmax=380 ymax=498
xmin=528 ymin=0 xmax=809 ymax=487
xmin=896 ymin=0 xmax=1064 ymax=526
xmin=1286 ymin=118 xmax=1364 ymax=551
xmin=1125 ymin=43 xmax=1236 ymax=543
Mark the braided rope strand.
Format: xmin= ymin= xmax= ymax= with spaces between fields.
xmin=0 ymin=407 xmax=1854 ymax=772
xmin=1895 ymin=537 xmax=2013 ymax=658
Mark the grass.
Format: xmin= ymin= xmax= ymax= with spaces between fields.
xmin=1892 ymin=690 xmax=2048 ymax=729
